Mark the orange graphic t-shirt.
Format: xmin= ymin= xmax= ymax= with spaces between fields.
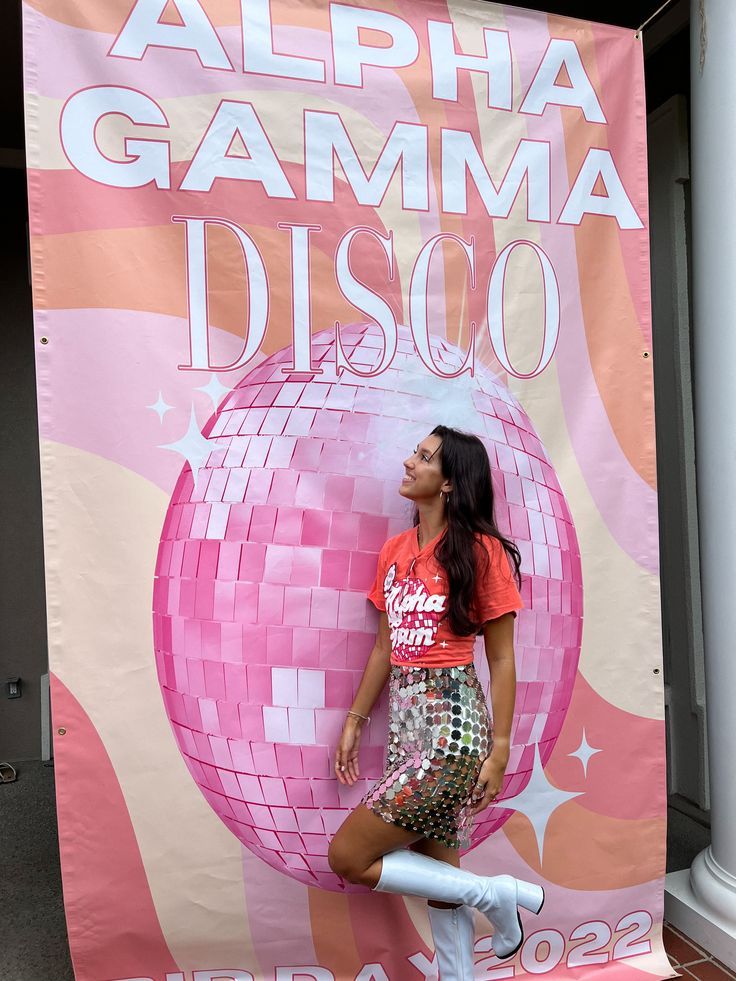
xmin=368 ymin=528 xmax=524 ymax=667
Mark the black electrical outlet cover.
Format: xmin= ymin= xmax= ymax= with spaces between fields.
xmin=6 ymin=678 xmax=21 ymax=699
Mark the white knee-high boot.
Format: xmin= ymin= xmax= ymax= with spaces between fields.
xmin=427 ymin=904 xmax=475 ymax=980
xmin=374 ymin=849 xmax=544 ymax=960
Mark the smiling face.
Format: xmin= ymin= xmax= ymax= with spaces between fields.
xmin=400 ymin=434 xmax=452 ymax=502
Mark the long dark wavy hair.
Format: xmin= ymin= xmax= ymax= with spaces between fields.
xmin=413 ymin=425 xmax=522 ymax=636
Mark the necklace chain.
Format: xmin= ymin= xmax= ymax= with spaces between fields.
xmin=417 ymin=524 xmax=447 ymax=552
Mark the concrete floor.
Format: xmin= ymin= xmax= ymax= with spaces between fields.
xmin=0 ymin=760 xmax=713 ymax=981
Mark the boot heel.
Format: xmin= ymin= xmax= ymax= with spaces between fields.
xmin=516 ymin=881 xmax=545 ymax=914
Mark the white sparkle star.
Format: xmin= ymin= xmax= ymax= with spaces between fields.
xmin=568 ymin=729 xmax=601 ymax=778
xmin=442 ymin=379 xmax=483 ymax=430
xmin=147 ymin=391 xmax=174 ymax=422
xmin=159 ymin=405 xmax=216 ymax=489
xmin=440 ymin=641 xmax=449 ymax=648
xmin=195 ymin=373 xmax=232 ymax=411
xmin=502 ymin=744 xmax=582 ymax=862
xmin=432 ymin=574 xmax=443 ymax=583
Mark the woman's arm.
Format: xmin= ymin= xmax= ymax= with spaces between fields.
xmin=349 ymin=612 xmax=392 ymax=718
xmin=470 ymin=611 xmax=517 ymax=813
xmin=335 ymin=612 xmax=392 ymax=786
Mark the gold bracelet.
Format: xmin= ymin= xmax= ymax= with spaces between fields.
xmin=347 ymin=710 xmax=370 ymax=724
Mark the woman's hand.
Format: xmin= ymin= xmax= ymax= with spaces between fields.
xmin=469 ymin=751 xmax=508 ymax=814
xmin=333 ymin=616 xmax=390 ymax=786
xmin=334 ymin=718 xmax=363 ymax=786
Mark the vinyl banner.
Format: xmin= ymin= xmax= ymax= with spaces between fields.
xmin=23 ymin=0 xmax=671 ymax=978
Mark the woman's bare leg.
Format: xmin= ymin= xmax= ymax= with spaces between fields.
xmin=327 ymin=805 xmax=421 ymax=888
xmin=411 ymin=838 xmax=461 ymax=908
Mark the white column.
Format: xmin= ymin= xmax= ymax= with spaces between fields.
xmin=665 ymin=0 xmax=736 ymax=968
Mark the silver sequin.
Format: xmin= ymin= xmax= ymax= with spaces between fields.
xmin=361 ymin=663 xmax=493 ymax=849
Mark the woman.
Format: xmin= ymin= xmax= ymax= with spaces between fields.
xmin=327 ymin=426 xmax=544 ymax=979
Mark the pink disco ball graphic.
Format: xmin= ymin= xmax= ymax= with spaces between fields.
xmin=152 ymin=324 xmax=583 ymax=891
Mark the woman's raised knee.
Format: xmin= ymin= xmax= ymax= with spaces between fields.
xmin=327 ymin=838 xmax=368 ymax=884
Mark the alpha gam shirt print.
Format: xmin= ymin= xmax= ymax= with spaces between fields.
xmin=382 ymin=561 xmax=448 ymax=660
xmin=368 ymin=527 xmax=524 ymax=668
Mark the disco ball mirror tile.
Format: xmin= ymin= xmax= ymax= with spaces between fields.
xmin=152 ymin=324 xmax=583 ymax=891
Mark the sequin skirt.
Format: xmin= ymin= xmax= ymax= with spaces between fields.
xmin=362 ymin=663 xmax=492 ymax=849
